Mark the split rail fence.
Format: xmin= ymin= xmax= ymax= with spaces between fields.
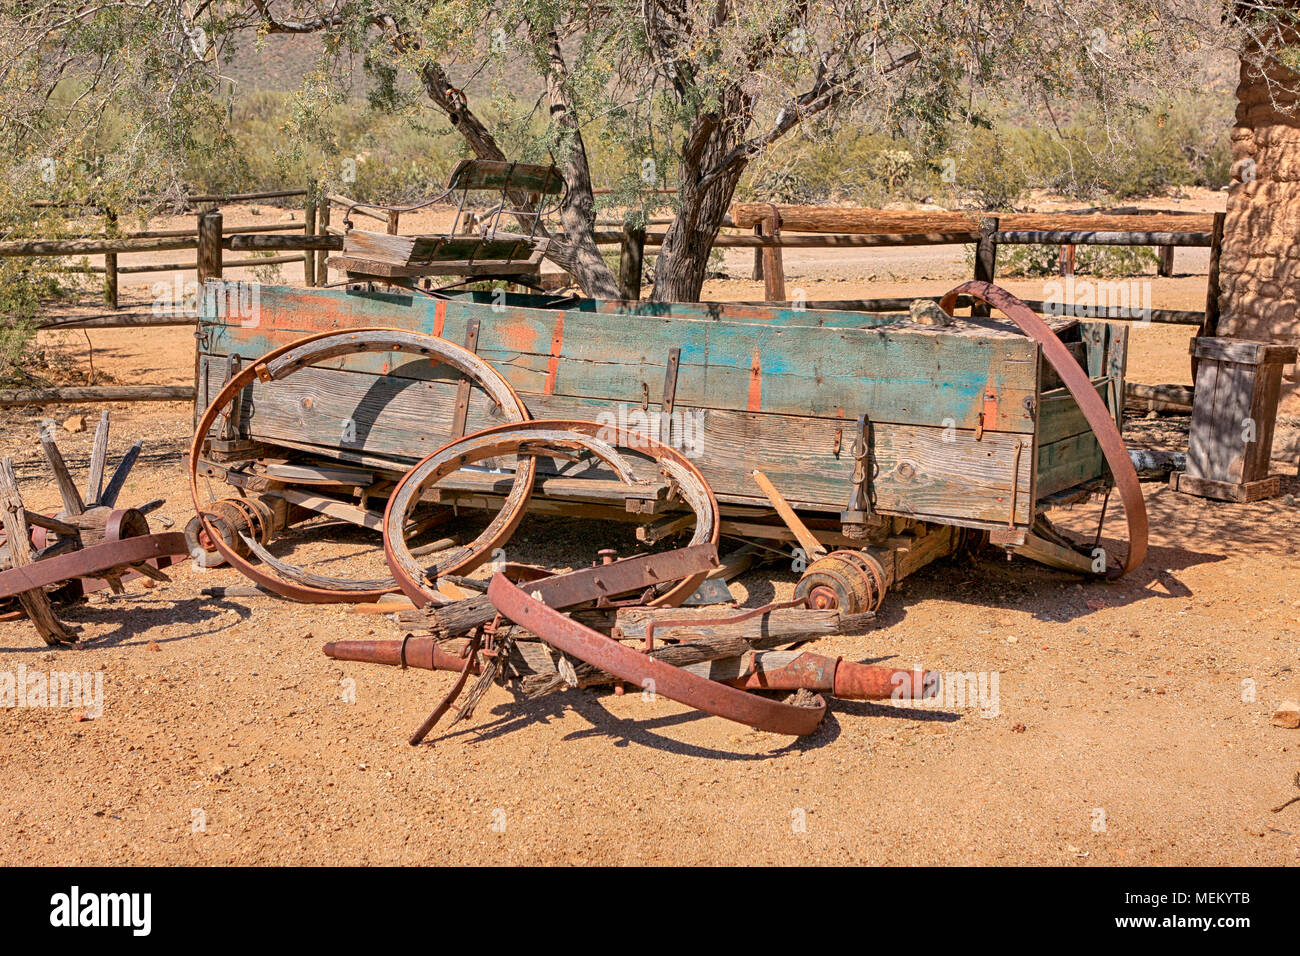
xmin=2 ymin=195 xmax=1224 ymax=411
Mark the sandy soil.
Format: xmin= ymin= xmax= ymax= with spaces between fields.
xmin=3 ymin=193 xmax=1299 ymax=866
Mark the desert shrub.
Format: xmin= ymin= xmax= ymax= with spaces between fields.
xmin=736 ymin=90 xmax=1233 ymax=210
xmin=740 ymin=130 xmax=942 ymax=206
xmin=948 ymin=127 xmax=1031 ymax=209
xmin=1009 ymin=95 xmax=1233 ymax=200
xmin=182 ymin=90 xmax=465 ymax=203
xmin=990 ymin=243 xmax=1159 ymax=278
xmin=993 ymin=244 xmax=1062 ymax=278
xmin=0 ymin=262 xmax=77 ymax=386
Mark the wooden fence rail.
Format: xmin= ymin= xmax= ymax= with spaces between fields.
xmin=10 ymin=199 xmax=1224 ymax=410
xmin=723 ymin=203 xmax=1225 ymax=313
xmin=12 ymin=182 xmax=318 ymax=307
xmin=0 ymin=385 xmax=194 ymax=407
xmin=29 ymin=187 xmax=308 ymax=211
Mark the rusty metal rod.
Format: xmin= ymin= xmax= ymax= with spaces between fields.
xmin=323 ymin=638 xmax=937 ymax=703
xmin=727 ymin=652 xmax=938 ymax=701
xmin=324 ymin=637 xmax=481 ymax=674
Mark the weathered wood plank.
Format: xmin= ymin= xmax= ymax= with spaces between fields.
xmin=85 ymin=411 xmax=110 ymax=505
xmin=0 ymin=458 xmax=75 ymax=644
xmin=1036 ymin=382 xmax=1109 ymax=446
xmin=205 ymin=285 xmax=1040 ymax=433
xmin=1036 ymin=431 xmax=1106 ymax=500
xmin=39 ymin=433 xmax=84 ymax=516
xmin=208 ymin=360 xmax=1034 ymax=524
xmin=727 ymin=203 xmax=1215 ymax=235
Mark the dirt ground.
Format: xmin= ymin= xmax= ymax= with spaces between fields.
xmin=3 ymin=192 xmax=1299 ymax=866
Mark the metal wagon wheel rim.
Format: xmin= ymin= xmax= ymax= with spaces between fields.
xmin=382 ymin=418 xmax=720 ymax=608
xmin=188 ymin=326 xmax=531 ymax=603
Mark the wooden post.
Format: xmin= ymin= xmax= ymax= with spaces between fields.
xmin=618 ymin=225 xmax=646 ymax=301
xmin=303 ymin=179 xmax=317 ymax=287
xmin=972 ymin=217 xmax=999 ymax=317
xmin=1171 ymin=337 xmax=1298 ymax=502
xmin=1057 ymin=243 xmax=1075 ymax=277
xmin=386 ymin=210 xmax=400 ymax=235
xmin=1193 ymin=210 xmax=1227 ymax=382
xmin=103 ymin=209 xmax=118 ymax=309
xmin=761 ymin=207 xmax=785 ymax=302
xmin=1201 ymin=211 xmax=1226 ymax=336
xmin=316 ymin=200 xmax=331 ymax=287
xmin=1157 ymin=244 xmax=1175 ymax=277
xmin=751 ymin=224 xmax=764 ymax=281
xmin=197 ymin=210 xmax=223 ymax=287
xmin=195 ymin=209 xmax=223 ymax=434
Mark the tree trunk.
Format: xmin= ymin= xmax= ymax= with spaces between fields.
xmin=651 ymin=115 xmax=748 ymax=303
xmin=537 ymin=34 xmax=621 ymax=299
xmin=420 ymin=55 xmax=619 ymax=298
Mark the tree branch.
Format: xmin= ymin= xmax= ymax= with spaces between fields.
xmin=696 ymin=49 xmax=921 ymax=191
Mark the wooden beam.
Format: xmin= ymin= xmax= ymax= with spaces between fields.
xmin=0 ymin=458 xmax=75 ymax=645
xmin=33 ymin=312 xmax=196 ymax=330
xmin=728 ymin=203 xmax=1216 ymax=235
xmin=0 ymin=386 xmax=194 ymax=407
xmin=750 ymin=469 xmax=826 ymax=559
xmin=995 ymin=230 xmax=1212 ymax=247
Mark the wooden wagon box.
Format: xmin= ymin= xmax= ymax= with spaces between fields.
xmin=194 ymin=285 xmax=1126 ymax=541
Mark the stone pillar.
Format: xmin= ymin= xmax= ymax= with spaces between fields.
xmin=1219 ymin=15 xmax=1300 ymax=453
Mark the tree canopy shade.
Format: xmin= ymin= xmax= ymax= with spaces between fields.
xmin=3 ymin=1 xmax=1299 ymax=301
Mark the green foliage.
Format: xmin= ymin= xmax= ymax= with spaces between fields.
xmin=989 ymin=243 xmax=1159 ymax=278
xmin=737 ymin=91 xmax=1232 ymax=210
xmin=0 ymin=0 xmax=1264 ymax=305
xmin=951 ymin=127 xmax=1031 ymax=209
xmin=0 ymin=262 xmax=76 ymax=386
xmin=1005 ymin=97 xmax=1235 ymax=199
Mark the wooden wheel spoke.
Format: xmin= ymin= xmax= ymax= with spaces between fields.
xmin=85 ymin=410 xmax=111 ymax=505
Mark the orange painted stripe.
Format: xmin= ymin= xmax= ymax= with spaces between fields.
xmin=433 ymin=300 xmax=446 ymax=338
xmin=747 ymin=349 xmax=762 ymax=411
xmin=544 ymin=315 xmax=565 ymax=395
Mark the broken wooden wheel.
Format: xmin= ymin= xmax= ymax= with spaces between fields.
xmin=0 ymin=412 xmax=188 ymax=644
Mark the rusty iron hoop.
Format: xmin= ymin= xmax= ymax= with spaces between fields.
xmin=938 ymin=281 xmax=1148 ymax=578
xmin=383 ymin=419 xmax=720 ymax=608
xmin=383 ymin=424 xmax=640 ymax=605
xmin=188 ymin=328 xmax=531 ymax=603
xmin=487 ymin=573 xmax=826 ymax=736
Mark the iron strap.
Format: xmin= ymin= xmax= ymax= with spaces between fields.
xmin=938 ymin=281 xmax=1148 ymax=578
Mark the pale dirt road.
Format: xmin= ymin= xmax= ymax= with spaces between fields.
xmin=3 ymin=193 xmax=1299 ymax=866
